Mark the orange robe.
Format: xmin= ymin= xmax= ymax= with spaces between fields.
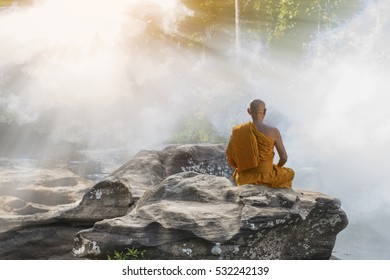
xmin=226 ymin=122 xmax=294 ymax=188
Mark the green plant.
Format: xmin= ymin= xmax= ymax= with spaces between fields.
xmin=107 ymin=247 xmax=146 ymax=260
xmin=169 ymin=111 xmax=226 ymax=144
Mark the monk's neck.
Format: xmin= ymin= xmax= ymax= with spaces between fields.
xmin=252 ymin=119 xmax=266 ymax=132
xmin=252 ymin=119 xmax=264 ymax=126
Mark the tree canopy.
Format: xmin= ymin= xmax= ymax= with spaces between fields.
xmin=179 ymin=0 xmax=359 ymax=50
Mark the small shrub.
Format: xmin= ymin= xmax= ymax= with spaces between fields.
xmin=107 ymin=247 xmax=146 ymax=260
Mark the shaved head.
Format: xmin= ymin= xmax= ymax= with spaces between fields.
xmin=249 ymin=99 xmax=266 ymax=115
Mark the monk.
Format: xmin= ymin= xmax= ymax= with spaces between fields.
xmin=226 ymin=99 xmax=294 ymax=188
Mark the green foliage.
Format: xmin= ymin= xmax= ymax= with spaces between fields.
xmin=180 ymin=0 xmax=349 ymax=48
xmin=305 ymin=0 xmax=344 ymax=31
xmin=2 ymin=0 xmax=355 ymax=50
xmin=107 ymin=247 xmax=146 ymax=260
xmin=264 ymin=0 xmax=300 ymax=43
xmin=169 ymin=111 xmax=226 ymax=144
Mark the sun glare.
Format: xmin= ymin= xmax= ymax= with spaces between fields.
xmin=0 ymin=0 xmax=187 ymax=108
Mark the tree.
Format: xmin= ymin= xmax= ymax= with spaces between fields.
xmin=180 ymin=0 xmax=349 ymax=50
xmin=235 ymin=0 xmax=241 ymax=54
xmin=306 ymin=0 xmax=345 ymax=33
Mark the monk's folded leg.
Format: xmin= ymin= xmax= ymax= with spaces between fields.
xmin=279 ymin=167 xmax=294 ymax=188
xmin=268 ymin=166 xmax=295 ymax=188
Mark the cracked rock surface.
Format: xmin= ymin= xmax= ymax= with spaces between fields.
xmin=72 ymin=145 xmax=348 ymax=260
xmin=0 ymin=144 xmax=348 ymax=259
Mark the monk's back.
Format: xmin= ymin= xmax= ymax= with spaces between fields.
xmin=251 ymin=125 xmax=275 ymax=163
xmin=226 ymin=98 xmax=294 ymax=188
xmin=253 ymin=122 xmax=277 ymax=141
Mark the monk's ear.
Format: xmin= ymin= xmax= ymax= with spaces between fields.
xmin=247 ymin=108 xmax=252 ymax=115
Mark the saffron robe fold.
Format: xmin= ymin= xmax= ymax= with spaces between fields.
xmin=226 ymin=122 xmax=294 ymax=188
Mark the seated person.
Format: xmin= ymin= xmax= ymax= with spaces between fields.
xmin=226 ymin=99 xmax=294 ymax=188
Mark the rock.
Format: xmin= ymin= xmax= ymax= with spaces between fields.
xmin=0 ymin=167 xmax=91 ymax=213
xmin=161 ymin=144 xmax=232 ymax=178
xmin=73 ymin=168 xmax=348 ymax=260
xmin=0 ymin=144 xmax=348 ymax=260
xmin=0 ymin=225 xmax=84 ymax=260
xmin=60 ymin=179 xmax=132 ymax=223
xmin=62 ymin=145 xmax=233 ymax=223
xmin=0 ymin=166 xmax=93 ymax=259
xmin=211 ymin=243 xmax=222 ymax=255
xmin=0 ymin=145 xmax=230 ymax=259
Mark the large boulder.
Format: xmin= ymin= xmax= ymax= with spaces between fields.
xmin=62 ymin=145 xmax=232 ymax=222
xmin=0 ymin=144 xmax=348 ymax=259
xmin=72 ymin=145 xmax=348 ymax=260
xmin=0 ymin=144 xmax=233 ymax=259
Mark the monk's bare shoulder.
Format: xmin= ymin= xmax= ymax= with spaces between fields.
xmin=261 ymin=124 xmax=280 ymax=139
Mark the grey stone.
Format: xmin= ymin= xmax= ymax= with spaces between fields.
xmin=73 ymin=166 xmax=348 ymax=260
xmin=0 ymin=144 xmax=348 ymax=260
xmin=0 ymin=167 xmax=93 ymax=259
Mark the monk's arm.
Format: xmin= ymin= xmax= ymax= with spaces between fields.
xmin=273 ymin=128 xmax=288 ymax=167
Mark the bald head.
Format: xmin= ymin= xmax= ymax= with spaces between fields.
xmin=249 ymin=99 xmax=265 ymax=113
xmin=248 ymin=99 xmax=266 ymax=120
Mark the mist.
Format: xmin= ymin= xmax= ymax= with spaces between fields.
xmin=1 ymin=0 xmax=389 ymax=259
xmin=281 ymin=0 xmax=390 ymax=259
xmin=0 ymin=0 xmax=196 ymax=158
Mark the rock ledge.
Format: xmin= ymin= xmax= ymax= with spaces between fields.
xmin=72 ymin=145 xmax=348 ymax=260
